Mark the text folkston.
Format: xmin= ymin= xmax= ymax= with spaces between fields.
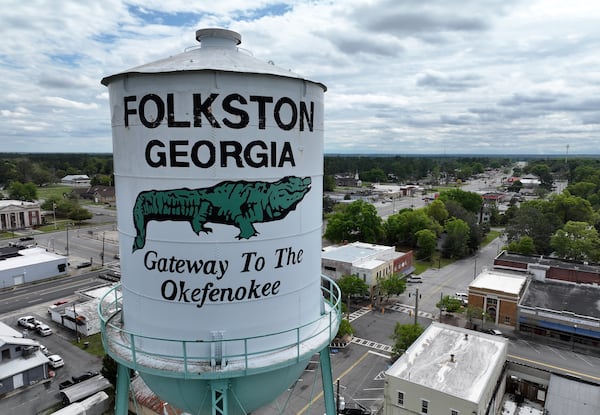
xmin=122 ymin=92 xmax=316 ymax=168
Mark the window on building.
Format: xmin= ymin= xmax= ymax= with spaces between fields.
xmin=487 ymin=298 xmax=498 ymax=307
xmin=504 ymin=316 xmax=511 ymax=324
xmin=421 ymin=399 xmax=429 ymax=414
xmin=451 ymin=409 xmax=459 ymax=415
xmin=324 ymin=266 xmax=336 ymax=272
xmin=397 ymin=391 xmax=404 ymax=406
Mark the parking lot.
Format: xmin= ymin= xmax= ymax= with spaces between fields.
xmin=0 ymin=303 xmax=104 ymax=414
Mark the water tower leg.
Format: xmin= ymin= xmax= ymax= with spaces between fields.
xmin=114 ymin=363 xmax=131 ymax=415
xmin=319 ymin=347 xmax=336 ymax=415
xmin=210 ymin=379 xmax=229 ymax=415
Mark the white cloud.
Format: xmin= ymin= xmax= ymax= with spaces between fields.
xmin=0 ymin=0 xmax=599 ymax=154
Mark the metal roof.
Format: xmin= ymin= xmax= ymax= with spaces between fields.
xmin=521 ymin=279 xmax=600 ymax=319
xmin=101 ymin=28 xmax=326 ymax=91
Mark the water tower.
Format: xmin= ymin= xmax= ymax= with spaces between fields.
xmin=99 ymin=28 xmax=341 ymax=415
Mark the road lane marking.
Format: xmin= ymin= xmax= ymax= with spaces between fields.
xmin=296 ymin=351 xmax=371 ymax=415
xmin=544 ymin=345 xmax=567 ymax=360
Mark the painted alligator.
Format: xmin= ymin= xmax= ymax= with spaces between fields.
xmin=132 ymin=176 xmax=311 ymax=252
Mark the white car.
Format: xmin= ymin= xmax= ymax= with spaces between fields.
xmin=39 ymin=344 xmax=49 ymax=355
xmin=18 ymin=316 xmax=37 ymax=329
xmin=37 ymin=324 xmax=53 ymax=336
xmin=47 ymin=354 xmax=64 ymax=368
xmin=407 ymin=275 xmax=423 ymax=283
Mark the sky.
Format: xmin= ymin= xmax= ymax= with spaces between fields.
xmin=1 ymin=0 xmax=600 ymax=155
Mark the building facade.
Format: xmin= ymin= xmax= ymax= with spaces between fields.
xmin=384 ymin=323 xmax=508 ymax=415
xmin=0 ymin=322 xmax=49 ymax=394
xmin=468 ymin=269 xmax=528 ymax=328
xmin=0 ymin=200 xmax=41 ymax=231
xmin=321 ymin=242 xmax=414 ymax=294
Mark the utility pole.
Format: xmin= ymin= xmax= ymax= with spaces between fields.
xmin=409 ymin=288 xmax=421 ymax=325
xmin=101 ymin=232 xmax=105 ymax=267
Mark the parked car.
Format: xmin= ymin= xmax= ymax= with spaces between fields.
xmin=19 ymin=236 xmax=34 ymax=241
xmin=58 ymin=379 xmax=74 ymax=390
xmin=37 ymin=324 xmax=53 ymax=336
xmin=18 ymin=316 xmax=40 ymax=329
xmin=39 ymin=344 xmax=49 ymax=355
xmin=485 ymin=329 xmax=504 ymax=336
xmin=407 ymin=275 xmax=423 ymax=283
xmin=72 ymin=370 xmax=100 ymax=384
xmin=48 ymin=354 xmax=64 ymax=368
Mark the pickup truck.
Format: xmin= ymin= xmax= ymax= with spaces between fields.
xmin=18 ymin=316 xmax=41 ymax=329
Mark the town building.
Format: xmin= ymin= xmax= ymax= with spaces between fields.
xmin=321 ymin=242 xmax=414 ymax=296
xmin=492 ymin=251 xmax=600 ymax=347
xmin=60 ymin=174 xmax=91 ymax=187
xmin=468 ymin=269 xmax=528 ymax=328
xmin=384 ymin=322 xmax=508 ymax=415
xmin=0 ymin=322 xmax=49 ymax=395
xmin=0 ymin=200 xmax=42 ymax=231
xmin=0 ymin=246 xmax=68 ymax=287
xmin=71 ymin=185 xmax=116 ymax=205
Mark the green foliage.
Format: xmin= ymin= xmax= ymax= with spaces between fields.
xmin=337 ymin=274 xmax=370 ymax=298
xmin=68 ymin=206 xmax=93 ymax=223
xmin=506 ymin=236 xmax=536 ymax=255
xmin=383 ymin=208 xmax=442 ymax=247
xmin=323 ymin=175 xmax=336 ymax=192
xmin=549 ymin=192 xmax=594 ymax=224
xmin=324 ymin=200 xmax=383 ymax=243
xmin=360 ymin=168 xmax=387 ymax=183
xmin=415 ymin=229 xmax=437 ymax=260
xmin=426 ymin=199 xmax=448 ymax=224
xmin=505 ymin=200 xmax=561 ymax=255
xmin=101 ymin=354 xmax=117 ymax=386
xmin=391 ymin=323 xmax=424 ymax=360
xmin=442 ymin=218 xmax=470 ymax=258
xmin=438 ymin=188 xmax=483 ymax=214
xmin=378 ymin=273 xmax=406 ymax=300
xmin=336 ymin=319 xmax=354 ymax=338
xmin=551 ymin=221 xmax=600 ymax=262
xmin=7 ymin=181 xmax=37 ymax=201
xmin=436 ymin=295 xmax=463 ymax=313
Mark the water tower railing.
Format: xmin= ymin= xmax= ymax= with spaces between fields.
xmin=99 ymin=275 xmax=341 ymax=379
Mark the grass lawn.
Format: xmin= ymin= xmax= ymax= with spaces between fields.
xmin=36 ymin=184 xmax=72 ymax=201
xmin=71 ymin=332 xmax=106 ymax=357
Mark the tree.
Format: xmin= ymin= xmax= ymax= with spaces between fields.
xmin=505 ymin=200 xmax=562 ymax=255
xmin=551 ymin=221 xmax=600 ymax=262
xmin=7 ymin=181 xmax=37 ymax=201
xmin=324 ymin=200 xmax=383 ymax=243
xmin=415 ymin=229 xmax=437 ymax=260
xmin=442 ymin=218 xmax=470 ymax=258
xmin=336 ymin=319 xmax=354 ymax=339
xmin=378 ymin=273 xmax=406 ymax=302
xmin=323 ymin=175 xmax=336 ymax=192
xmin=464 ymin=305 xmax=492 ymax=330
xmin=438 ymin=188 xmax=483 ymax=214
xmin=426 ymin=199 xmax=448 ymax=224
xmin=391 ymin=323 xmax=424 ymax=360
xmin=506 ymin=236 xmax=536 ymax=255
xmin=549 ymin=192 xmax=594 ymax=224
xmin=336 ymin=274 xmax=370 ymax=300
xmin=68 ymin=206 xmax=93 ymax=223
xmin=436 ymin=295 xmax=463 ymax=314
xmin=383 ymin=209 xmax=441 ymax=247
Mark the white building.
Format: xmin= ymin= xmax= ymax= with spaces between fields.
xmin=0 ymin=246 xmax=68 ymax=288
xmin=384 ymin=322 xmax=508 ymax=415
xmin=0 ymin=200 xmax=41 ymax=230
xmin=321 ymin=242 xmax=414 ymax=288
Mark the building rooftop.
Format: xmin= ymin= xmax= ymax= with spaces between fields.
xmin=470 ymin=269 xmax=527 ymax=296
xmin=321 ymin=242 xmax=393 ymax=263
xmin=386 ymin=322 xmax=507 ymax=403
xmin=0 ymin=247 xmax=66 ymax=272
xmin=545 ymin=374 xmax=600 ymax=415
xmin=496 ymin=251 xmax=600 ymax=275
xmin=520 ymin=279 xmax=600 ymax=319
